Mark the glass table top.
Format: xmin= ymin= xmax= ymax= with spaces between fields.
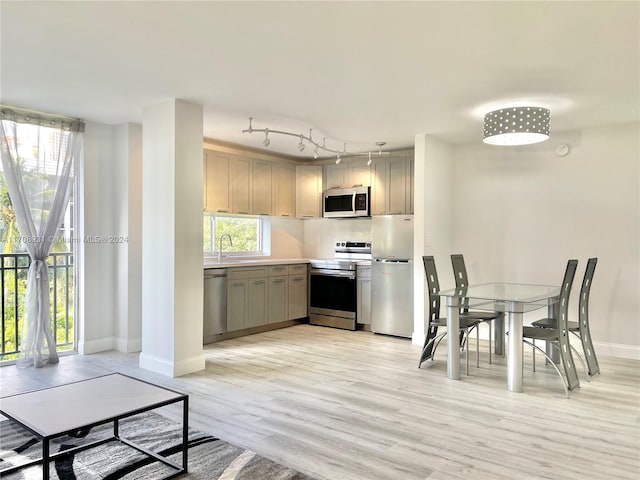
xmin=437 ymin=282 xmax=561 ymax=313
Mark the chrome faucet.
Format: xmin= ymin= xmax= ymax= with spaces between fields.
xmin=218 ymin=233 xmax=233 ymax=263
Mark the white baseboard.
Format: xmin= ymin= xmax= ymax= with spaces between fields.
xmin=78 ymin=336 xmax=115 ymax=354
xmin=593 ymin=341 xmax=640 ymax=360
xmin=139 ymin=351 xmax=206 ymax=377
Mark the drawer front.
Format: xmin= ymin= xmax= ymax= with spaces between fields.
xmin=268 ymin=265 xmax=289 ymax=276
xmin=228 ymin=267 xmax=268 ymax=279
xmin=288 ymin=264 xmax=308 ymax=275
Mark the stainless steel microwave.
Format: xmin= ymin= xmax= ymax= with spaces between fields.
xmin=323 ymin=186 xmax=371 ymax=218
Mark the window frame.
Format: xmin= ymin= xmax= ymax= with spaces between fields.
xmin=203 ymin=213 xmax=270 ymax=258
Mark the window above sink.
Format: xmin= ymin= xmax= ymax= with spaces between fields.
xmin=203 ymin=213 xmax=271 ymax=260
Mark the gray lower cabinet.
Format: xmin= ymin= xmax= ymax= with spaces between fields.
xmin=288 ymin=264 xmax=308 ymax=320
xmin=227 ymin=267 xmax=267 ymax=331
xmin=227 ymin=264 xmax=308 ymax=332
xmin=268 ymin=276 xmax=289 ymax=323
xmin=357 ymin=265 xmax=372 ymax=325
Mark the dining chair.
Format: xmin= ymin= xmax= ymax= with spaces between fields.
xmin=450 ymin=254 xmax=505 ymax=365
xmin=532 ymin=258 xmax=599 ymax=377
xmin=418 ymin=256 xmax=481 ymax=375
xmin=521 ymin=259 xmax=581 ymax=397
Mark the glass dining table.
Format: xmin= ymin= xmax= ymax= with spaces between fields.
xmin=437 ymin=282 xmax=561 ymax=392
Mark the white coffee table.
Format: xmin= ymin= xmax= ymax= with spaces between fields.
xmin=0 ymin=373 xmax=189 ymax=479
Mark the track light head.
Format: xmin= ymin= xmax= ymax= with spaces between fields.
xmin=335 ymin=153 xmax=341 ymax=165
xmin=367 ymin=151 xmax=372 ymax=166
xmin=263 ymin=129 xmax=270 ymax=147
xmin=297 ymin=135 xmax=305 ymax=152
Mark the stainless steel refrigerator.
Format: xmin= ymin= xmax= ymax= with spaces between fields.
xmin=371 ymin=215 xmax=414 ymax=337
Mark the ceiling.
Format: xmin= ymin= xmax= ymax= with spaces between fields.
xmin=1 ymin=1 xmax=638 ymax=159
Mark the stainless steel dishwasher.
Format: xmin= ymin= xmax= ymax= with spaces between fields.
xmin=204 ymin=268 xmax=227 ymax=341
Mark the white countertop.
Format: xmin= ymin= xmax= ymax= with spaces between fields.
xmin=204 ymin=258 xmax=310 ymax=269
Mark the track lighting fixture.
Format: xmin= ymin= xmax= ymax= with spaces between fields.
xmin=242 ymin=117 xmax=388 ymax=161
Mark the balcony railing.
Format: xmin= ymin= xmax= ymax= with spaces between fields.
xmin=1 ymin=252 xmax=74 ymax=361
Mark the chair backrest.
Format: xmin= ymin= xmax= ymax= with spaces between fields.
xmin=579 ymin=258 xmax=597 ymax=331
xmin=422 ymin=256 xmax=441 ymax=322
xmin=579 ymin=257 xmax=599 ymax=375
xmin=557 ymin=259 xmax=580 ymax=391
xmin=450 ymin=254 xmax=470 ymax=312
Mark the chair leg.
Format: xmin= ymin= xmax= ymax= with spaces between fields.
xmin=476 ymin=325 xmax=480 ymax=368
xmin=570 ymin=343 xmax=590 ymax=381
xmin=418 ymin=332 xmax=446 ymax=367
xmin=524 ymin=339 xmax=570 ymax=398
xmin=532 ymin=339 xmax=536 ymax=372
xmin=465 ymin=328 xmax=470 ymax=376
xmin=488 ymin=321 xmax=492 ymax=364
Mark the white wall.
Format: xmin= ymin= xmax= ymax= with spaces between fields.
xmin=77 ymin=121 xmax=118 ymax=354
xmin=270 ymin=217 xmax=305 ymax=258
xmin=452 ymin=122 xmax=640 ymax=358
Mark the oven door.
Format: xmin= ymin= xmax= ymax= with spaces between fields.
xmin=309 ymin=268 xmax=357 ymax=330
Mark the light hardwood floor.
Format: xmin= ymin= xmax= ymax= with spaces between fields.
xmin=1 ymin=324 xmax=639 ymax=480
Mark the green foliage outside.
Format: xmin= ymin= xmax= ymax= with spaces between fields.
xmin=0 ymin=172 xmax=74 ymax=360
xmin=203 ymin=214 xmax=259 ymax=254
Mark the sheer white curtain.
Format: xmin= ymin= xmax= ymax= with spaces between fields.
xmin=0 ymin=106 xmax=83 ymax=367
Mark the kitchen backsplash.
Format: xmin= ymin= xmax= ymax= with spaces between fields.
xmin=302 ymin=218 xmax=372 ymax=258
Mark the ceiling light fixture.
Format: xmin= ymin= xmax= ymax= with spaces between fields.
xmin=243 ymin=117 xmax=388 ymax=161
xmin=483 ymin=106 xmax=550 ymax=146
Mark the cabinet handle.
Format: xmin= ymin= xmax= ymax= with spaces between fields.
xmin=259 ymin=213 xmax=269 ymax=216
xmin=231 ymin=282 xmax=245 ymax=287
xmin=280 ymin=214 xmax=290 ymax=217
xmin=388 ymin=211 xmax=402 ymax=215
xmin=238 ymin=211 xmax=249 ymax=215
xmin=291 ymin=277 xmax=303 ymax=282
xmin=252 ymin=280 xmax=265 ymax=285
xmin=302 ymin=215 xmax=314 ymax=218
xmin=217 ymin=209 xmax=228 ymax=213
xmin=273 ymin=279 xmax=286 ymax=284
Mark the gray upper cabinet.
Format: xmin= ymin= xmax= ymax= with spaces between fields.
xmin=250 ymin=159 xmax=273 ymax=215
xmin=204 ymin=150 xmax=230 ymax=213
xmin=323 ymin=159 xmax=371 ymax=189
xmin=272 ymin=164 xmax=296 ymax=217
xmin=370 ymin=154 xmax=414 ymax=215
xmin=324 ymin=163 xmax=348 ymax=189
xmin=348 ymin=158 xmax=372 ymax=188
xmin=230 ymin=156 xmax=251 ymax=215
xmin=296 ymin=165 xmax=322 ymax=218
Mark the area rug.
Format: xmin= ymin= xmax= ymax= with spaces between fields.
xmin=0 ymin=411 xmax=315 ymax=479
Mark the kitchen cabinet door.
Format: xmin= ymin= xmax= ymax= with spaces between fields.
xmin=348 ymin=158 xmax=371 ymax=188
xmin=251 ymin=159 xmax=273 ymax=215
xmin=296 ymin=165 xmax=322 ymax=218
xmin=204 ymin=150 xmax=230 ymax=213
xmin=370 ymin=158 xmax=388 ymax=215
xmin=247 ymin=277 xmax=267 ymax=328
xmin=268 ymin=276 xmax=289 ymax=324
xmin=230 ymin=157 xmax=251 ymax=214
xmin=387 ymin=156 xmax=408 ymax=215
xmin=227 ymin=279 xmax=247 ymax=331
xmin=288 ymin=274 xmax=308 ymax=320
xmin=324 ymin=164 xmax=348 ymax=189
xmin=357 ymin=266 xmax=372 ymax=325
xmin=273 ymin=164 xmax=296 ymax=217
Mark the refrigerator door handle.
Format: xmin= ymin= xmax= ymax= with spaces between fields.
xmin=352 ymin=191 xmax=356 ymax=214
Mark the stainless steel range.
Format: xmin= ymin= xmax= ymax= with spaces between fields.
xmin=309 ymin=241 xmax=371 ymax=330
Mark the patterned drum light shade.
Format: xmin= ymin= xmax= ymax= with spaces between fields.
xmin=483 ymin=106 xmax=551 ymax=145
